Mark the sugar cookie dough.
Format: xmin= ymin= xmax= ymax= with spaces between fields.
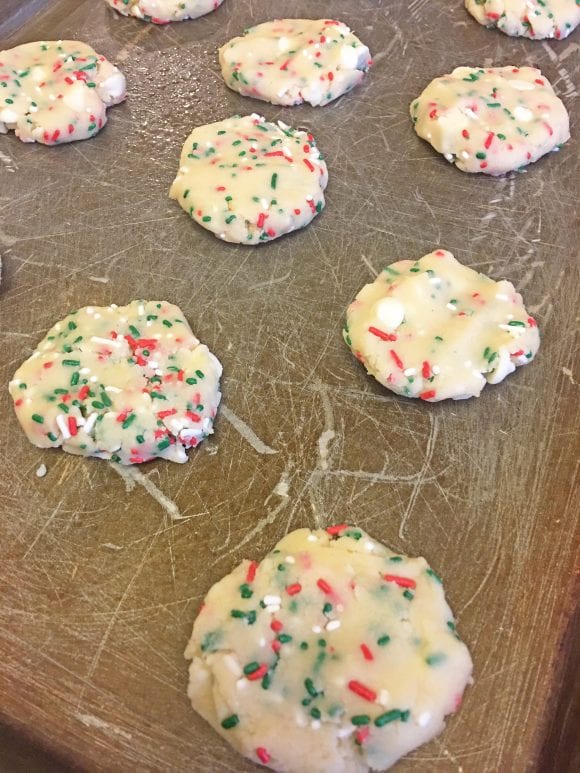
xmin=104 ymin=0 xmax=224 ymax=24
xmin=466 ymin=0 xmax=580 ymax=40
xmin=219 ymin=19 xmax=371 ymax=107
xmin=9 ymin=301 xmax=222 ymax=464
xmin=170 ymin=114 xmax=328 ymax=244
xmin=344 ymin=250 xmax=540 ymax=401
xmin=411 ymin=66 xmax=569 ymax=175
xmin=185 ymin=526 xmax=472 ymax=773
xmin=0 ymin=41 xmax=126 ymax=144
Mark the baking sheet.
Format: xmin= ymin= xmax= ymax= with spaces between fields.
xmin=0 ymin=0 xmax=579 ymax=770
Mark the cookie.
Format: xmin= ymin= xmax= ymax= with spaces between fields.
xmin=104 ymin=0 xmax=223 ymax=24
xmin=219 ymin=19 xmax=371 ymax=107
xmin=9 ymin=301 xmax=222 ymax=465
xmin=344 ymin=250 xmax=540 ymax=401
xmin=0 ymin=41 xmax=125 ymax=144
xmin=466 ymin=0 xmax=580 ymax=40
xmin=170 ymin=114 xmax=328 ymax=244
xmin=411 ymin=66 xmax=569 ymax=175
xmin=185 ymin=526 xmax=472 ymax=772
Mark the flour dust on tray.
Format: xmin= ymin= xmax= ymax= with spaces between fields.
xmin=344 ymin=250 xmax=540 ymax=401
xmin=104 ymin=0 xmax=224 ymax=24
xmin=466 ymin=0 xmax=580 ymax=40
xmin=185 ymin=526 xmax=472 ymax=772
xmin=0 ymin=41 xmax=126 ymax=145
xmin=9 ymin=301 xmax=222 ymax=465
xmin=219 ymin=19 xmax=371 ymax=107
xmin=170 ymin=114 xmax=328 ymax=244
xmin=411 ymin=66 xmax=569 ymax=175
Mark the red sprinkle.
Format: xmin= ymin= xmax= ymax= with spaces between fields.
xmin=461 ymin=129 xmax=470 ymax=139
xmin=484 ymin=131 xmax=494 ymax=150
xmin=384 ymin=574 xmax=416 ymax=589
xmin=280 ymin=59 xmax=291 ymax=71
xmin=420 ymin=390 xmax=437 ymax=400
xmin=326 ymin=524 xmax=348 ymax=536
xmin=316 ymin=578 xmax=333 ymax=595
xmin=527 ymin=317 xmax=537 ymax=327
xmin=421 ymin=361 xmax=431 ymax=379
xmin=286 ymin=583 xmax=302 ymax=596
xmin=78 ymin=385 xmax=90 ymax=401
xmin=355 ymin=727 xmax=370 ymax=745
xmin=368 ymin=326 xmax=397 ymax=342
xmin=270 ymin=619 xmax=283 ymax=632
xmin=360 ymin=643 xmax=374 ymax=661
xmin=348 ymin=680 xmax=377 ymax=702
xmin=303 ymin=158 xmax=315 ymax=172
xmin=256 ymin=747 xmax=271 ymax=764
xmin=246 ymin=560 xmax=258 ymax=583
xmin=257 ymin=212 xmax=268 ymax=229
xmin=68 ymin=416 xmax=78 ymax=436
xmin=389 ymin=349 xmax=404 ymax=370
xmin=43 ymin=362 xmax=54 ymax=369
xmin=247 ymin=664 xmax=268 ymax=681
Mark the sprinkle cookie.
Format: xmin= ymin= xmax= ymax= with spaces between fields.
xmin=9 ymin=301 xmax=222 ymax=465
xmin=170 ymin=114 xmax=328 ymax=244
xmin=104 ymin=0 xmax=224 ymax=24
xmin=344 ymin=250 xmax=540 ymax=402
xmin=219 ymin=19 xmax=371 ymax=107
xmin=466 ymin=0 xmax=580 ymax=40
xmin=185 ymin=526 xmax=472 ymax=773
xmin=411 ymin=66 xmax=569 ymax=175
xmin=0 ymin=41 xmax=126 ymax=145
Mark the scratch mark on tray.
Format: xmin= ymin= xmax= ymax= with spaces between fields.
xmin=220 ymin=405 xmax=277 ymax=455
xmin=23 ymin=502 xmax=61 ymax=559
xmin=76 ymin=712 xmax=133 ymax=741
xmin=110 ymin=463 xmax=190 ymax=521
xmin=398 ymin=413 xmax=438 ymax=540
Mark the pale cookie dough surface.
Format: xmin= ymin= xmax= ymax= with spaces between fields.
xmin=104 ymin=0 xmax=224 ymax=24
xmin=344 ymin=250 xmax=540 ymax=402
xmin=219 ymin=19 xmax=371 ymax=107
xmin=411 ymin=66 xmax=569 ymax=175
xmin=0 ymin=41 xmax=126 ymax=144
xmin=9 ymin=301 xmax=222 ymax=465
xmin=186 ymin=526 xmax=472 ymax=773
xmin=466 ymin=0 xmax=580 ymax=40
xmin=170 ymin=114 xmax=328 ymax=244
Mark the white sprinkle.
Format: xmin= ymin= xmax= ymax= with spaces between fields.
xmin=514 ymin=105 xmax=533 ymax=122
xmin=460 ymin=151 xmax=470 ymax=159
xmin=85 ymin=307 xmax=94 ymax=315
xmin=224 ymin=654 xmax=242 ymax=677
xmin=83 ymin=412 xmax=98 ymax=435
xmin=307 ymin=534 xmax=318 ymax=542
xmin=374 ymin=297 xmax=405 ymax=330
xmin=138 ymin=304 xmax=145 ymax=315
xmin=89 ymin=375 xmax=98 ymax=383
xmin=36 ymin=464 xmax=47 ymax=478
xmin=377 ymin=689 xmax=390 ymax=707
xmin=236 ymin=678 xmax=248 ymax=691
xmin=80 ymin=367 xmax=91 ymax=374
xmin=404 ymin=368 xmax=416 ymax=377
xmin=104 ymin=385 xmax=122 ymax=393
xmin=432 ymin=365 xmax=441 ymax=375
xmin=495 ymin=293 xmax=509 ymax=301
xmin=418 ymin=711 xmax=432 ymax=727
xmin=325 ymin=620 xmax=341 ymax=632
xmin=265 ymin=605 xmax=280 ymax=614
xmin=148 ymin=361 xmax=159 ymax=369
xmin=446 ymin=302 xmax=457 ymax=312
xmin=312 ymin=625 xmax=322 ymax=634
xmin=56 ymin=414 xmax=71 ymax=439
xmin=310 ymin=720 xmax=321 ymax=730
xmin=365 ymin=541 xmax=375 ymax=552
xmin=263 ymin=595 xmax=281 ymax=606
xmin=285 ymin=555 xmax=296 ymax=564
xmin=429 ymin=276 xmax=442 ymax=285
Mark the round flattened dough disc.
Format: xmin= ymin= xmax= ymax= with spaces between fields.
xmin=9 ymin=300 xmax=222 ymax=465
xmin=344 ymin=249 xmax=540 ymax=401
xmin=0 ymin=40 xmax=126 ymax=144
xmin=219 ymin=18 xmax=371 ymax=107
xmin=410 ymin=66 xmax=569 ymax=175
xmin=466 ymin=0 xmax=580 ymax=40
xmin=185 ymin=526 xmax=473 ymax=772
xmin=169 ymin=114 xmax=328 ymax=245
xmin=104 ymin=0 xmax=224 ymax=23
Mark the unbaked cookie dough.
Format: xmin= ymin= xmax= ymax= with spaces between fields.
xmin=466 ymin=0 xmax=580 ymax=40
xmin=104 ymin=0 xmax=224 ymax=24
xmin=219 ymin=19 xmax=371 ymax=107
xmin=170 ymin=114 xmax=328 ymax=244
xmin=9 ymin=301 xmax=222 ymax=464
xmin=344 ymin=250 xmax=540 ymax=401
xmin=185 ymin=526 xmax=472 ymax=773
xmin=411 ymin=66 xmax=569 ymax=175
xmin=0 ymin=41 xmax=126 ymax=144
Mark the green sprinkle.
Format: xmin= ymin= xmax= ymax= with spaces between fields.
xmin=91 ymin=401 xmax=104 ymax=410
xmin=225 ymin=214 xmax=236 ymax=224
xmin=150 ymin=392 xmax=167 ymax=400
xmin=403 ymin=589 xmax=414 ymax=601
xmin=508 ymin=320 xmax=526 ymax=327
xmin=375 ymin=709 xmax=405 ymax=727
xmin=271 ymin=172 xmax=278 ymax=189
xmin=475 ymin=152 xmax=486 ymax=160
xmin=185 ymin=377 xmax=197 ymax=385
xmin=122 ymin=413 xmax=136 ymax=429
xmin=351 ymin=715 xmax=370 ymax=725
xmin=239 ymin=583 xmax=253 ymax=599
xmin=425 ymin=652 xmax=447 ymax=666
xmin=323 ymin=602 xmax=333 ymax=614
xmin=136 ymin=434 xmax=145 ymax=444
xmin=299 ymin=641 xmax=309 ymax=650
xmin=230 ymin=609 xmax=245 ymax=618
xmin=261 ymin=673 xmax=271 ymax=689
xmin=426 ymin=568 xmax=442 ymax=583
xmin=310 ymin=707 xmax=321 ymax=720
xmin=221 ymin=714 xmax=239 ymax=730
xmin=389 ymin=556 xmax=403 ymax=562
xmin=31 ymin=414 xmax=44 ymax=424
xmin=100 ymin=392 xmax=112 ymax=407
xmin=278 ymin=633 xmax=292 ymax=644
xmin=243 ymin=661 xmax=260 ymax=675
xmin=47 ymin=432 xmax=58 ymax=441
xmin=305 ymin=678 xmax=318 ymax=697
xmin=70 ymin=372 xmax=79 ymax=386
xmin=62 ymin=359 xmax=80 ymax=367
xmin=377 ymin=635 xmax=391 ymax=646
xmin=157 ymin=438 xmax=171 ymax=451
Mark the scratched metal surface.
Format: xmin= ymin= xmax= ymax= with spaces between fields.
xmin=0 ymin=0 xmax=578 ymax=770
